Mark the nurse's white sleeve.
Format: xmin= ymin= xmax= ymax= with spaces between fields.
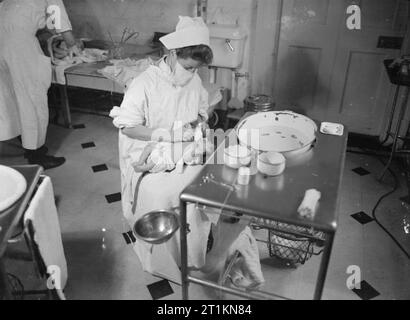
xmin=110 ymin=76 xmax=147 ymax=129
xmin=198 ymin=84 xmax=210 ymax=122
xmin=45 ymin=0 xmax=72 ymax=33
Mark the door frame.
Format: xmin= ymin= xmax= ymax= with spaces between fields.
xmin=251 ymin=0 xmax=283 ymax=98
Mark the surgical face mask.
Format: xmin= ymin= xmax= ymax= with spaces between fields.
xmin=172 ymin=60 xmax=196 ymax=87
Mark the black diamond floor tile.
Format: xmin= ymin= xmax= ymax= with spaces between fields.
xmin=147 ymin=279 xmax=174 ymax=300
xmin=92 ymin=164 xmax=108 ymax=173
xmin=352 ymin=167 xmax=371 ymax=176
xmin=81 ymin=142 xmax=96 ymax=149
xmin=352 ymin=281 xmax=380 ymax=300
xmin=105 ymin=193 xmax=121 ymax=204
xmin=351 ymin=211 xmax=374 ymax=225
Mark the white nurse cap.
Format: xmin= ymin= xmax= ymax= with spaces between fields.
xmin=160 ymin=16 xmax=210 ymax=50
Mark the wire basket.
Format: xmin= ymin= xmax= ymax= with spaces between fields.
xmin=267 ymin=221 xmax=325 ymax=265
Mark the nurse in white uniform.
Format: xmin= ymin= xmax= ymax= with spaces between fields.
xmin=110 ymin=17 xmax=215 ymax=282
xmin=0 ymin=0 xmax=78 ymax=169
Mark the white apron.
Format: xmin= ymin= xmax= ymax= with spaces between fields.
xmin=119 ymin=132 xmax=212 ymax=283
xmin=0 ymin=0 xmax=71 ymax=150
xmin=113 ymin=59 xmax=211 ymax=282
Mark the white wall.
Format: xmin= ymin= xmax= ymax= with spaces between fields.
xmin=63 ymin=0 xmax=194 ymax=44
xmin=63 ymin=0 xmax=260 ymax=106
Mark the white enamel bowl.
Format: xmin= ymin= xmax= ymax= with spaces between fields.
xmin=0 ymin=165 xmax=27 ymax=212
xmin=224 ymin=145 xmax=252 ymax=169
xmin=236 ymin=111 xmax=317 ymax=157
xmin=257 ymin=152 xmax=286 ymax=176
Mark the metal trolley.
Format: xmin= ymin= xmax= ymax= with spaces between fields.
xmin=179 ymin=122 xmax=347 ymax=300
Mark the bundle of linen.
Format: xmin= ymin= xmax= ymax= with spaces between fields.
xmin=98 ymin=57 xmax=154 ymax=89
xmin=52 ymin=48 xmax=109 ymax=84
xmin=52 ymin=48 xmax=109 ymax=66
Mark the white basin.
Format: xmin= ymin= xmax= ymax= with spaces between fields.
xmin=236 ymin=111 xmax=317 ymax=157
xmin=0 ymin=165 xmax=27 ymax=212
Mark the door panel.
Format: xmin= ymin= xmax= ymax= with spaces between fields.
xmin=291 ymin=0 xmax=330 ymax=25
xmin=276 ymin=0 xmax=408 ymax=135
xmin=361 ymin=0 xmax=400 ymax=30
xmin=276 ymin=0 xmax=345 ymax=120
xmin=326 ymin=0 xmax=406 ymax=135
xmin=338 ymin=52 xmax=387 ymax=131
xmin=282 ymin=46 xmax=322 ymax=111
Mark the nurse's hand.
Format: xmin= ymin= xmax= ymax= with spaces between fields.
xmin=132 ymin=143 xmax=156 ymax=172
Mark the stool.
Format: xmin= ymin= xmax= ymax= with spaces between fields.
xmin=379 ymin=59 xmax=410 ymax=180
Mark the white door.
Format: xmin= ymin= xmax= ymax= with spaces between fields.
xmin=275 ymin=0 xmax=408 ymax=135
xmin=327 ymin=0 xmax=408 ymax=135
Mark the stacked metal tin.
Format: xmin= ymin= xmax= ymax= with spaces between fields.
xmin=244 ymin=94 xmax=275 ymax=113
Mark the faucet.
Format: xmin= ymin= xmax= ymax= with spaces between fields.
xmin=225 ymin=39 xmax=234 ymax=52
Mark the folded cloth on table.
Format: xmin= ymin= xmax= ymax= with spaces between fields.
xmin=52 ymin=48 xmax=108 ymax=66
xmin=297 ymin=189 xmax=321 ymax=219
xmin=79 ymin=48 xmax=109 ymax=63
xmin=98 ymin=57 xmax=154 ymax=90
xmin=52 ymin=48 xmax=109 ymax=85
xmin=23 ymin=176 xmax=67 ymax=299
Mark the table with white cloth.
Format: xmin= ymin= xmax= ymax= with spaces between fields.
xmin=51 ymin=44 xmax=161 ymax=128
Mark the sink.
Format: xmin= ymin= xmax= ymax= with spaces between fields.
xmin=0 ymin=165 xmax=27 ymax=212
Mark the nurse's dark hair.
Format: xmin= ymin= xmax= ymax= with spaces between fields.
xmin=176 ymin=45 xmax=213 ymax=65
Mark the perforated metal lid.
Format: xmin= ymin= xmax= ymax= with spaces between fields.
xmin=244 ymin=94 xmax=275 ymax=111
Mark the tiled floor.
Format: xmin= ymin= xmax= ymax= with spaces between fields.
xmin=1 ymin=112 xmax=409 ymax=300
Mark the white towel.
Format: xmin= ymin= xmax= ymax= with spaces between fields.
xmin=298 ymin=189 xmax=321 ymax=219
xmin=23 ymin=176 xmax=68 ymax=298
xmin=227 ymin=227 xmax=265 ymax=290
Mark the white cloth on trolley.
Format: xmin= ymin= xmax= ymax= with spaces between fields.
xmin=23 ymin=176 xmax=68 ymax=297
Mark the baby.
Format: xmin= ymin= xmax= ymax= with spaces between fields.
xmin=132 ymin=125 xmax=214 ymax=173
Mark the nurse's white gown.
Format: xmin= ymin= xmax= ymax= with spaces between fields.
xmin=0 ymin=0 xmax=72 ymax=150
xmin=112 ymin=58 xmax=213 ymax=283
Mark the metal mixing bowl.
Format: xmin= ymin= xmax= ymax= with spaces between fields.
xmin=133 ymin=210 xmax=180 ymax=245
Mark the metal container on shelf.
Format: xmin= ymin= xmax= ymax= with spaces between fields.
xmin=244 ymin=94 xmax=275 ymax=113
